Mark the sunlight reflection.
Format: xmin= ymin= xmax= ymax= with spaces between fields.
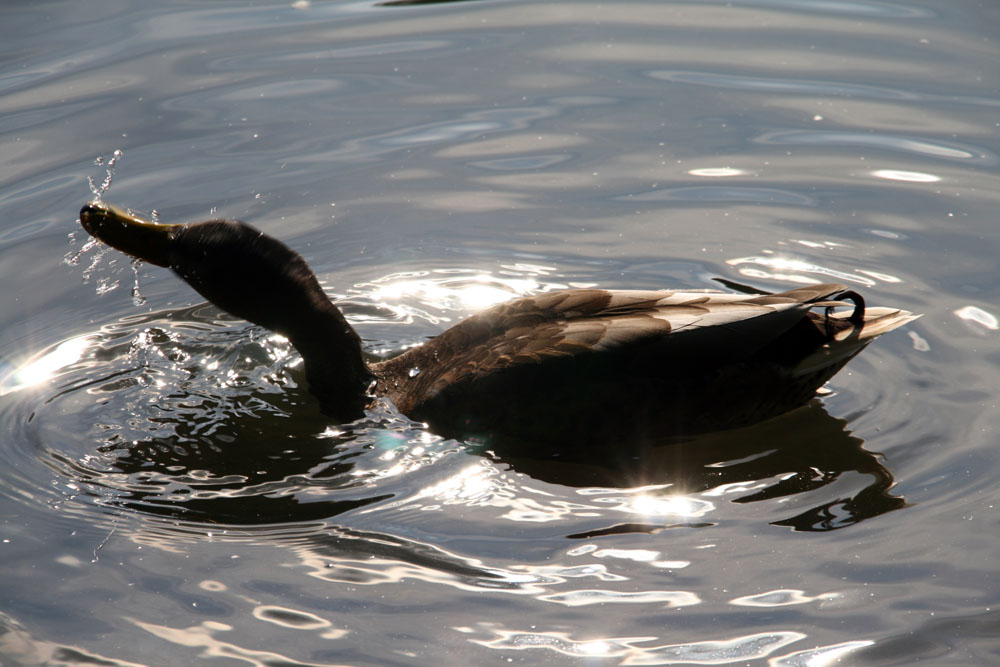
xmin=540 ymin=589 xmax=700 ymax=607
xmin=621 ymin=631 xmax=807 ymax=665
xmin=264 ymin=333 xmax=292 ymax=360
xmin=363 ymin=267 xmax=554 ymax=315
xmin=726 ymin=253 xmax=878 ymax=287
xmin=955 ymin=305 xmax=998 ymax=331
xmin=473 ymin=629 xmax=653 ymax=658
xmin=871 ymin=169 xmax=941 ymax=183
xmin=581 ymin=641 xmax=612 ymax=656
xmin=414 ymin=463 xmax=497 ymax=504
xmin=294 ymin=533 xmax=559 ymax=595
xmin=908 ymin=331 xmax=931 ymax=352
xmin=771 ymin=640 xmax=875 ymax=666
xmin=593 ymin=548 xmax=659 ymax=562
xmin=688 ymin=167 xmax=750 ymax=177
xmin=370 ymin=276 xmax=519 ymax=311
xmin=0 ymin=335 xmax=95 ymax=396
xmin=730 ymin=589 xmax=838 ymax=607
xmin=791 ymin=239 xmax=843 ymax=250
xmin=0 ymin=611 xmax=133 ymax=667
xmin=130 ymin=617 xmax=345 ymax=665
xmin=591 ymin=548 xmax=690 ymax=570
xmin=527 ymin=562 xmax=627 ymax=583
xmin=631 ymin=494 xmax=705 ymax=517
xmin=371 ymin=472 xmax=718 ymax=526
xmin=703 ymin=480 xmax=771 ymax=497
xmin=472 ymin=627 xmax=809 ymax=664
xmin=577 ymin=486 xmax=715 ymax=519
xmin=857 ymin=269 xmax=902 ymax=283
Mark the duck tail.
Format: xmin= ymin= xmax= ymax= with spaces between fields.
xmin=835 ymin=306 xmax=921 ymax=342
xmin=792 ymin=296 xmax=920 ymax=378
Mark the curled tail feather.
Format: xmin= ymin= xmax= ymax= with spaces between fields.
xmin=795 ymin=306 xmax=919 ymax=377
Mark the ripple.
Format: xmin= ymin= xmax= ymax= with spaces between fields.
xmin=2 ymin=247 xmax=911 ymax=565
xmin=538 ymin=589 xmax=700 ymax=607
xmin=470 ymin=154 xmax=574 ymax=171
xmin=871 ymin=169 xmax=941 ymax=183
xmin=350 ymin=264 xmax=562 ymax=325
xmin=0 ymin=300 xmax=446 ymax=542
xmin=0 ymin=611 xmax=142 ymax=667
xmin=211 ymin=78 xmax=344 ymax=102
xmin=954 ymin=305 xmax=998 ymax=331
xmin=730 ymin=588 xmax=838 ymax=607
xmin=732 ymin=0 xmax=933 ymax=19
xmin=755 ymin=129 xmax=995 ymax=164
xmin=772 ymin=640 xmax=876 ymax=665
xmin=272 ymin=39 xmax=451 ymax=61
xmin=0 ymin=264 xmax=602 ymax=551
xmin=688 ymin=167 xmax=751 ymax=177
xmin=650 ymin=70 xmax=1000 ymax=108
xmin=289 ymin=106 xmax=557 ymax=164
xmin=622 ymin=186 xmax=815 ymax=206
xmin=129 ymin=617 xmax=344 ymax=667
xmin=252 ymin=605 xmax=332 ymax=630
xmin=725 ymin=251 xmax=905 ymax=287
xmin=471 ymin=627 xmax=809 ymax=664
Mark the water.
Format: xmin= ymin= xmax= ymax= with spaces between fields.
xmin=2 ymin=0 xmax=998 ymax=664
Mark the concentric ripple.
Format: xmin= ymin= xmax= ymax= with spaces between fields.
xmin=1 ymin=261 xmax=910 ymax=564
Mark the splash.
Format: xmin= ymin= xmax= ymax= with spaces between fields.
xmin=87 ymin=149 xmax=123 ymax=203
xmin=71 ymin=149 xmax=147 ymax=303
xmin=63 ymin=234 xmax=99 ymax=267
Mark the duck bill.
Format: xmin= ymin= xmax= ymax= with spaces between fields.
xmin=79 ymin=201 xmax=177 ymax=268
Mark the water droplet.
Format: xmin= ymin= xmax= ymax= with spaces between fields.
xmin=80 ymin=240 xmax=105 ymax=282
xmin=88 ymin=149 xmax=124 ymax=201
xmin=63 ymin=246 xmax=82 ymax=266
xmin=96 ymin=277 xmax=120 ymax=295
xmin=408 ymin=367 xmax=421 ymax=377
xmin=131 ymin=257 xmax=146 ymax=306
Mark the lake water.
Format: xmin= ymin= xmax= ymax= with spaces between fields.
xmin=2 ymin=0 xmax=998 ymax=664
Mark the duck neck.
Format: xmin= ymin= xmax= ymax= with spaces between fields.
xmin=287 ymin=304 xmax=374 ymax=422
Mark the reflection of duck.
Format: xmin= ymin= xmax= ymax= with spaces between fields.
xmin=79 ymin=202 xmax=917 ymax=445
xmin=501 ymin=400 xmax=905 ymax=532
xmin=64 ymin=373 xmax=900 ymax=532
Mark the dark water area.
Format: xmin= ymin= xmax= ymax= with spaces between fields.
xmin=1 ymin=0 xmax=998 ymax=664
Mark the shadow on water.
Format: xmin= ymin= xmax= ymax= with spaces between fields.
xmin=51 ymin=395 xmax=903 ymax=533
xmin=501 ymin=401 xmax=905 ymax=533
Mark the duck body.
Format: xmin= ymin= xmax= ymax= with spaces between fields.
xmin=374 ymin=285 xmax=911 ymax=445
xmin=79 ymin=202 xmax=918 ymax=447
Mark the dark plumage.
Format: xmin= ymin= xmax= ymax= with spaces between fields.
xmin=79 ymin=201 xmax=918 ymax=446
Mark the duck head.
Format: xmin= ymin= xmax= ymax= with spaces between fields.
xmin=79 ymin=201 xmax=334 ymax=338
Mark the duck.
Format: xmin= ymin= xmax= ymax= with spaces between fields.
xmin=78 ymin=201 xmax=918 ymax=447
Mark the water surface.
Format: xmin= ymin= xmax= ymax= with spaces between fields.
xmin=1 ymin=0 xmax=998 ymax=664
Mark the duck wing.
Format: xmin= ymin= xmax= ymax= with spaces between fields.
xmin=376 ymin=284 xmax=856 ymax=413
